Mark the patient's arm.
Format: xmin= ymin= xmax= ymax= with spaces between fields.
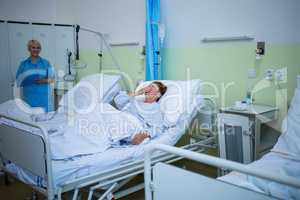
xmin=114 ymin=91 xmax=131 ymax=110
xmin=114 ymin=89 xmax=144 ymax=109
xmin=132 ymin=132 xmax=150 ymax=145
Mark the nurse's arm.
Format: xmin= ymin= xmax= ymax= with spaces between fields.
xmin=34 ymin=66 xmax=55 ymax=84
xmin=34 ymin=78 xmax=55 ymax=84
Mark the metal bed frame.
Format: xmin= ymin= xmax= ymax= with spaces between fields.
xmin=0 ymin=23 xmax=219 ymax=199
xmin=0 ymin=111 xmax=216 ymax=200
xmin=144 ymin=144 xmax=300 ymax=200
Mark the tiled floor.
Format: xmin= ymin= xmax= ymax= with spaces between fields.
xmin=0 ymin=160 xmax=216 ymax=200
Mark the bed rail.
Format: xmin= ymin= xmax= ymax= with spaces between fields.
xmin=144 ymin=144 xmax=300 ymax=200
xmin=57 ymin=136 xmax=215 ymax=200
xmin=0 ymin=114 xmax=55 ymax=199
xmin=0 ymin=113 xmax=216 ymax=200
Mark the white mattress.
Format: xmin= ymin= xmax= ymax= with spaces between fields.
xmin=219 ymin=152 xmax=300 ymax=199
xmin=1 ymin=99 xmax=201 ymax=192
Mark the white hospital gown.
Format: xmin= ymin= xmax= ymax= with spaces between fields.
xmin=114 ymin=91 xmax=167 ymax=139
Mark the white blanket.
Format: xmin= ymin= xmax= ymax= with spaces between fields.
xmin=0 ymin=95 xmax=204 ymax=192
xmin=0 ymin=100 xmax=145 ymax=160
xmin=220 ymin=87 xmax=300 ymax=200
xmin=272 ymin=88 xmax=300 ymax=158
xmin=47 ymin=103 xmax=144 ymax=160
xmin=0 ymin=99 xmax=44 ymax=122
xmin=220 ymin=152 xmax=300 ymax=200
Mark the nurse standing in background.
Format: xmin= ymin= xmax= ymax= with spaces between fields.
xmin=16 ymin=40 xmax=55 ymax=112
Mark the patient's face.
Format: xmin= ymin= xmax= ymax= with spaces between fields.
xmin=144 ymin=83 xmax=161 ymax=103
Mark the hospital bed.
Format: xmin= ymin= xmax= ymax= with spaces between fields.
xmin=144 ymin=75 xmax=300 ymax=200
xmin=0 ymin=74 xmax=216 ymax=200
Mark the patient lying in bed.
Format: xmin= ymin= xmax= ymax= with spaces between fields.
xmin=0 ymin=82 xmax=169 ymax=160
xmin=45 ymin=81 xmax=168 ymax=159
xmin=114 ymin=81 xmax=167 ymax=145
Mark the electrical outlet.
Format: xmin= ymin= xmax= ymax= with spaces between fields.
xmin=265 ymin=69 xmax=274 ymax=81
xmin=275 ymin=67 xmax=287 ymax=83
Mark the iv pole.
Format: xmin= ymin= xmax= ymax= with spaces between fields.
xmin=75 ymin=25 xmax=127 ymax=88
xmin=76 ymin=25 xmax=122 ymax=72
xmin=98 ymin=39 xmax=103 ymax=73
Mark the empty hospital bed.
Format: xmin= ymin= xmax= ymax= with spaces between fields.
xmin=144 ymin=76 xmax=300 ymax=200
xmin=0 ymin=74 xmax=216 ymax=200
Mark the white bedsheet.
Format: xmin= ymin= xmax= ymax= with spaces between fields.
xmin=220 ymin=86 xmax=300 ymax=200
xmin=46 ymin=103 xmax=148 ymax=160
xmin=1 ymin=98 xmax=201 ymax=192
xmin=1 ymin=101 xmax=153 ymax=160
xmin=220 ymin=152 xmax=300 ymax=199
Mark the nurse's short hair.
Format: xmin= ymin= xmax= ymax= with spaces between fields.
xmin=27 ymin=40 xmax=41 ymax=51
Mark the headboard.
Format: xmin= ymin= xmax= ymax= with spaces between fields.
xmin=297 ymin=75 xmax=300 ymax=89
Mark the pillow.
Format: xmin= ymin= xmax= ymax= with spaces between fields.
xmin=135 ymin=79 xmax=202 ymax=125
xmin=80 ymin=73 xmax=121 ymax=100
xmin=59 ymin=73 xmax=121 ymax=113
xmin=0 ymin=98 xmax=45 ymax=122
xmin=102 ymin=83 xmax=121 ymax=103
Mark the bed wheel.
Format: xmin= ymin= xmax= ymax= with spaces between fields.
xmin=63 ymin=191 xmax=82 ymax=200
xmin=3 ymin=173 xmax=15 ymax=186
xmin=4 ymin=173 xmax=9 ymax=186
xmin=24 ymin=191 xmax=38 ymax=200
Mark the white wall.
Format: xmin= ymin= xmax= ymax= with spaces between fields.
xmin=75 ymin=0 xmax=145 ymax=51
xmin=0 ymin=0 xmax=145 ymax=50
xmin=0 ymin=0 xmax=76 ymax=24
xmin=161 ymin=0 xmax=300 ymax=48
xmin=2 ymin=0 xmax=300 ymax=49
xmin=0 ymin=0 xmax=76 ymax=79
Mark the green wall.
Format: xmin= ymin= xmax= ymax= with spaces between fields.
xmin=76 ymin=42 xmax=300 ymax=130
xmin=77 ymin=46 xmax=145 ymax=91
xmin=162 ymin=43 xmax=300 ymax=130
xmin=163 ymin=43 xmax=300 ymax=104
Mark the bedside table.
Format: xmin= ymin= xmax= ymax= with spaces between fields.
xmin=220 ymin=104 xmax=278 ymax=160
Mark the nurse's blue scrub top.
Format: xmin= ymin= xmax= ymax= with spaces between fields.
xmin=16 ymin=57 xmax=55 ymax=112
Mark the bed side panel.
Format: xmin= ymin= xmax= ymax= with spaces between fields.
xmin=153 ymin=163 xmax=276 ymax=200
xmin=0 ymin=125 xmax=47 ymax=178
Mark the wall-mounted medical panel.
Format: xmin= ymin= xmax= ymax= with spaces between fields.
xmin=5 ymin=22 xmax=75 ymax=81
xmin=0 ymin=21 xmax=75 ymax=102
xmin=32 ymin=24 xmax=55 ymax=67
xmin=8 ymin=23 xmax=33 ymax=80
xmin=0 ymin=22 xmax=13 ymax=103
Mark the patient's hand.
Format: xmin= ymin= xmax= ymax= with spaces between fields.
xmin=128 ymin=92 xmax=136 ymax=97
xmin=132 ymin=132 xmax=150 ymax=145
xmin=128 ymin=88 xmax=144 ymax=97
